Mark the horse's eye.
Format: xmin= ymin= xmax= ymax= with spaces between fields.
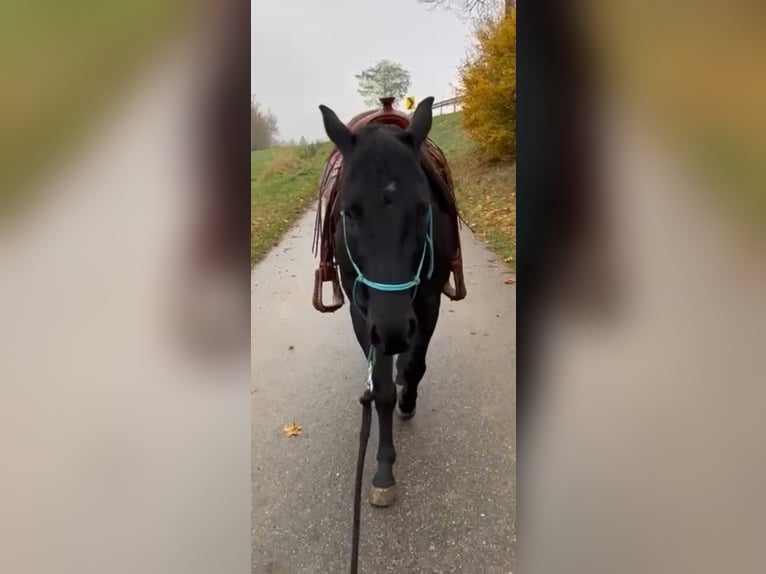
xmin=343 ymin=205 xmax=363 ymax=220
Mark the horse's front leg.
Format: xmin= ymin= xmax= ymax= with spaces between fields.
xmin=396 ymin=294 xmax=441 ymax=419
xmin=350 ymin=306 xmax=398 ymax=507
xmin=370 ymin=353 xmax=397 ymax=507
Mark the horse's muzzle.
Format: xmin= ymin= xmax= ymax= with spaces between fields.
xmin=369 ymin=315 xmax=417 ymax=356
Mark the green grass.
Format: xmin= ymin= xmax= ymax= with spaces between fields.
xmin=250 ymin=112 xmax=516 ymax=269
xmin=429 ymin=112 xmax=477 ymax=157
xmin=429 ymin=112 xmax=516 ymax=269
xmin=250 ymin=143 xmax=332 ymax=265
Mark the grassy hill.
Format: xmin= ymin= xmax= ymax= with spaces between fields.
xmin=428 ymin=113 xmax=516 ymax=268
xmin=250 ymin=143 xmax=332 ymax=265
xmin=250 ymin=112 xmax=516 ymax=268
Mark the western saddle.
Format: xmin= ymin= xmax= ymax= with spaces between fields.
xmin=312 ymin=97 xmax=467 ymax=312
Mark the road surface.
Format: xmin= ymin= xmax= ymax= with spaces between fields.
xmin=251 ymin=207 xmax=516 ymax=573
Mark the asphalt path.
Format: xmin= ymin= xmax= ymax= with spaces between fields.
xmin=252 ymin=207 xmax=516 ymax=573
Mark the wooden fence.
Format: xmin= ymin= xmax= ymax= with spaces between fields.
xmin=431 ymin=96 xmax=462 ymax=115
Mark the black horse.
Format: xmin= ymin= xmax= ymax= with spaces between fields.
xmin=318 ymin=98 xmax=458 ymax=506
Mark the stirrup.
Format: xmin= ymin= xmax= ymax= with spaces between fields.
xmin=442 ymin=258 xmax=467 ymax=301
xmin=313 ymin=263 xmax=345 ymax=312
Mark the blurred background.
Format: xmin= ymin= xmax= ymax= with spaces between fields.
xmin=0 ymin=1 xmax=251 ymax=573
xmin=520 ymin=0 xmax=766 ymax=573
xmin=1 ymin=0 xmax=765 ymax=572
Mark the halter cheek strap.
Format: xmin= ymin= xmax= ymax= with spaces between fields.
xmin=341 ymin=205 xmax=434 ymax=311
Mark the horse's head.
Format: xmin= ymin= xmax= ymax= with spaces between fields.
xmin=319 ymin=97 xmax=435 ymax=355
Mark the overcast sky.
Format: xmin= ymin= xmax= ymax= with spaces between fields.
xmin=251 ymin=0 xmax=475 ymax=142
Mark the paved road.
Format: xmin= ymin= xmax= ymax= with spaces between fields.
xmin=251 ymin=207 xmax=516 ymax=573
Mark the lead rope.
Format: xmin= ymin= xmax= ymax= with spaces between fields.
xmin=351 ymin=348 xmax=375 ymax=574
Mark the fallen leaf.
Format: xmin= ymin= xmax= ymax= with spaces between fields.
xmin=504 ymin=277 xmax=516 ymax=285
xmin=282 ymin=422 xmax=302 ymax=437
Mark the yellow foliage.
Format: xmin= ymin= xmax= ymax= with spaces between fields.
xmin=281 ymin=422 xmax=302 ymax=437
xmin=458 ymin=10 xmax=516 ymax=162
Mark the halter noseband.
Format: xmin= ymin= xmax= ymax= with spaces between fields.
xmin=341 ymin=205 xmax=434 ymax=311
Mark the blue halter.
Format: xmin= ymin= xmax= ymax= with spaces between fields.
xmin=341 ymin=205 xmax=435 ymax=311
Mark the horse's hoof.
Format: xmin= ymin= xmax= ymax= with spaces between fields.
xmin=397 ymin=406 xmax=416 ymax=420
xmin=368 ymin=484 xmax=397 ymax=507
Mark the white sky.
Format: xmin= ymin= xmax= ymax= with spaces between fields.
xmin=251 ymin=0 xmax=475 ymax=141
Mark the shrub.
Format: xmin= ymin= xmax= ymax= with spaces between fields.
xmin=458 ymin=10 xmax=516 ymax=162
xmin=297 ymin=140 xmax=322 ymax=160
xmin=261 ymin=149 xmax=301 ymax=178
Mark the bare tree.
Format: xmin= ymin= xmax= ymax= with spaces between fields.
xmin=250 ymin=97 xmax=279 ymax=150
xmin=417 ymin=0 xmax=512 ymax=18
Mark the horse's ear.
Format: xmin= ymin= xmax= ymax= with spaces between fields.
xmin=405 ymin=97 xmax=434 ymax=150
xmin=319 ymin=105 xmax=354 ymax=155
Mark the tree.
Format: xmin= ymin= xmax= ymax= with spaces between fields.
xmin=355 ymin=60 xmax=411 ymax=108
xmin=458 ymin=7 xmax=516 ymax=161
xmin=251 ymin=97 xmax=279 ymax=150
xmin=417 ymin=0 xmax=511 ymax=19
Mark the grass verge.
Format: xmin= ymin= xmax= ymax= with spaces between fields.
xmin=429 ymin=112 xmax=516 ymax=269
xmin=251 ymin=144 xmax=332 ymax=265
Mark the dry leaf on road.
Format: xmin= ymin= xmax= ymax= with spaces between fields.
xmin=504 ymin=277 xmax=516 ymax=285
xmin=282 ymin=422 xmax=302 ymax=437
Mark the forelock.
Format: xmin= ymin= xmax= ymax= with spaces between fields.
xmin=348 ymin=125 xmax=418 ymax=177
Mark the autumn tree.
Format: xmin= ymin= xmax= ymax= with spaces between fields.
xmin=355 ymin=60 xmax=411 ymax=108
xmin=458 ymin=7 xmax=516 ymax=161
xmin=251 ymin=98 xmax=279 ymax=150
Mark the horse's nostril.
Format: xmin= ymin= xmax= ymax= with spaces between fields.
xmin=407 ymin=318 xmax=417 ymax=338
